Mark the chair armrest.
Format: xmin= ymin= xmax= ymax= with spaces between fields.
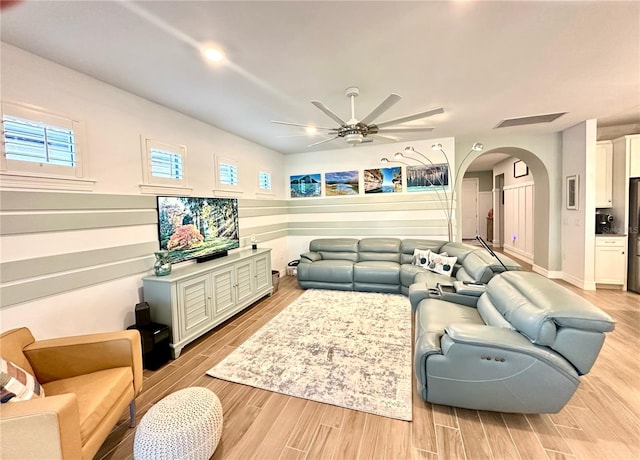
xmin=300 ymin=251 xmax=321 ymax=263
xmin=442 ymin=324 xmax=578 ymax=380
xmin=0 ymin=393 xmax=82 ymax=460
xmin=24 ymin=330 xmax=143 ymax=394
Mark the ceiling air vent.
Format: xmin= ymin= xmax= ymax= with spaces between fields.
xmin=495 ymin=112 xmax=567 ymax=129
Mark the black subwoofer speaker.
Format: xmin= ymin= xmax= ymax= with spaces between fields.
xmin=135 ymin=301 xmax=151 ymax=327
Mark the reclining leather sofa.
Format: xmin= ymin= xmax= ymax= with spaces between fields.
xmin=411 ymin=271 xmax=615 ymax=413
xmin=297 ymin=237 xmax=520 ymax=295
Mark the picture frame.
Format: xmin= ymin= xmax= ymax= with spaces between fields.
xmin=513 ymin=160 xmax=529 ymax=178
xmin=406 ymin=163 xmax=449 ymax=192
xmin=566 ymin=175 xmax=578 ymax=210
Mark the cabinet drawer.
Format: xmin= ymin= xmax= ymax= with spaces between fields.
xmin=595 ymin=237 xmax=625 ymax=248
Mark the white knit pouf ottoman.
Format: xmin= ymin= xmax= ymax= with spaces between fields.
xmin=134 ymin=387 xmax=223 ymax=460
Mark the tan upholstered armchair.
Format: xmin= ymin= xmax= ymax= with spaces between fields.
xmin=0 ymin=327 xmax=143 ymax=459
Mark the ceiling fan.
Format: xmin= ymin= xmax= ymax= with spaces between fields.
xmin=272 ymin=86 xmax=444 ymax=147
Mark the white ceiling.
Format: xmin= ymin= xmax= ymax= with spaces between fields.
xmin=1 ymin=1 xmax=639 ymax=161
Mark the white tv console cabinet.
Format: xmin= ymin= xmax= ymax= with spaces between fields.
xmin=142 ymin=248 xmax=272 ymax=358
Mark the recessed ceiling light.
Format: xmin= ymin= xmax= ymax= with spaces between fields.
xmin=305 ymin=126 xmax=317 ymax=134
xmin=203 ymin=47 xmax=224 ymax=62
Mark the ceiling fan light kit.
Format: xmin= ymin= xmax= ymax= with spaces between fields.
xmin=272 ymin=86 xmax=445 ymax=148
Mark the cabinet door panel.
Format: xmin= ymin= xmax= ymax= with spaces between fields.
xmin=254 ymin=254 xmax=270 ymax=292
xmin=212 ymin=268 xmax=235 ymax=316
xmin=235 ymin=260 xmax=254 ymax=304
xmin=177 ymin=274 xmax=212 ymax=338
xmin=595 ymin=246 xmax=626 ymax=284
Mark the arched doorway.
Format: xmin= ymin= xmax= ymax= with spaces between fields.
xmin=456 ymin=147 xmax=552 ymax=271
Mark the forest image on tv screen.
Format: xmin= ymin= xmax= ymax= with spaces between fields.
xmin=157 ymin=196 xmax=239 ymax=264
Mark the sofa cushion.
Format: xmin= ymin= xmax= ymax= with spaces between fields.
xmin=455 ymin=251 xmax=494 ymax=283
xmin=439 ymin=242 xmax=475 ymax=263
xmin=354 ymin=261 xmax=400 ymax=284
xmin=309 ymin=238 xmax=359 ymax=262
xmin=297 ymin=259 xmax=354 ymax=284
xmin=358 ymin=238 xmax=401 ymax=262
xmin=43 ymin=367 xmax=133 ymax=444
xmin=1 ymin=357 xmax=45 ymax=403
xmin=414 ymin=269 xmax=454 ymax=288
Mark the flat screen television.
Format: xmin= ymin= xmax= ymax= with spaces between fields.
xmin=157 ymin=196 xmax=240 ymax=264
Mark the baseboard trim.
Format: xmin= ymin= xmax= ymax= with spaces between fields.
xmin=532 ymin=265 xmax=563 ymax=279
xmin=559 ymin=272 xmax=596 ymax=291
xmin=503 ymin=247 xmax=534 ymax=265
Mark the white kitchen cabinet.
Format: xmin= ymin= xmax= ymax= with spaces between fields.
xmin=595 ymin=236 xmax=626 ymax=285
xmin=595 ymin=141 xmax=613 ymax=208
xmin=143 ymin=248 xmax=272 ymax=358
xmin=627 ymin=135 xmax=640 ymax=178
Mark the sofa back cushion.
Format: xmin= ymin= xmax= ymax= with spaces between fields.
xmin=400 ymin=239 xmax=445 ymax=264
xmin=358 ymin=238 xmax=401 ymax=262
xmin=438 ymin=242 xmax=475 ymax=263
xmin=309 ymin=238 xmax=359 ymax=262
xmin=481 ymin=271 xmax=615 ymax=374
xmin=456 ymin=251 xmax=495 ymax=283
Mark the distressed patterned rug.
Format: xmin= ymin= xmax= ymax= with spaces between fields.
xmin=206 ymin=289 xmax=413 ymax=421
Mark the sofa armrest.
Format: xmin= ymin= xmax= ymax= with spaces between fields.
xmin=24 ymin=330 xmax=143 ymax=394
xmin=442 ymin=324 xmax=579 ymax=380
xmin=409 ymin=283 xmax=431 ymax=311
xmin=300 ymin=251 xmax=321 ymax=263
xmin=0 ymin=393 xmax=82 ymax=460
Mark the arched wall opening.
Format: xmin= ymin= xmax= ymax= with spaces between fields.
xmin=456 ymin=146 xmax=551 ymax=270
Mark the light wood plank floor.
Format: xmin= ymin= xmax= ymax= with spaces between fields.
xmin=98 ymin=268 xmax=640 ymax=460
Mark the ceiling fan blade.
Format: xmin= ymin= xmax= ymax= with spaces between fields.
xmin=370 ymin=133 xmax=400 ymax=142
xmin=359 ymin=93 xmax=402 ymax=125
xmin=377 ymin=127 xmax=435 ymax=133
xmin=311 ymin=101 xmax=347 ymax=126
xmin=308 ymin=136 xmax=340 ymax=147
xmin=375 ymin=107 xmax=445 ymax=128
xmin=271 ymin=120 xmax=337 ymax=131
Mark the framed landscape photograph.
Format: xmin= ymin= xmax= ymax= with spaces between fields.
xmin=290 ymin=173 xmax=321 ymax=198
xmin=406 ymin=164 xmax=449 ymax=192
xmin=566 ymin=175 xmax=578 ymax=210
xmin=364 ymin=167 xmax=402 ymax=194
xmin=325 ymin=170 xmax=359 ymax=196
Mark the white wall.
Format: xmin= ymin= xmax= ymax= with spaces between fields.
xmin=561 ymin=120 xmax=597 ymax=289
xmin=0 ymin=43 xmax=288 ymax=339
xmin=493 ymin=157 xmax=535 ymax=262
xmin=1 ymin=44 xmax=286 ymax=198
xmin=456 ymin=133 xmax=562 ymax=272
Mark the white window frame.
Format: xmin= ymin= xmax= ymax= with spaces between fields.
xmin=140 ymin=136 xmax=191 ymax=195
xmin=257 ymin=168 xmax=274 ymax=196
xmin=215 ymin=155 xmax=241 ymax=194
xmin=1 ymin=101 xmax=93 ymax=191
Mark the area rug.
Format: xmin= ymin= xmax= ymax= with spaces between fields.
xmin=206 ymin=289 xmax=413 ymax=421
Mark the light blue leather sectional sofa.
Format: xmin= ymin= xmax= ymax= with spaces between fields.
xmin=411 ymin=271 xmax=615 ymax=413
xmin=297 ymin=237 xmax=518 ymax=295
xmin=297 ymin=237 xmax=615 ymax=413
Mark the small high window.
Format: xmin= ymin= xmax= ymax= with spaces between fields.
xmin=141 ymin=137 xmax=189 ymax=194
xmin=258 ymin=169 xmax=272 ymax=191
xmin=1 ymin=102 xmax=91 ymax=190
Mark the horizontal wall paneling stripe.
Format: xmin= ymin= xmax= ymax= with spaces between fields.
xmin=1 ymin=211 xmax=158 ymax=235
xmin=1 ymin=257 xmax=153 ymax=308
xmin=1 ymin=241 xmax=158 ymax=283
xmin=0 ymin=191 xmax=156 ymax=211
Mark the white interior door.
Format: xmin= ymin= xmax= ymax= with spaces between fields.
xmin=462 ymin=178 xmax=479 ymax=239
